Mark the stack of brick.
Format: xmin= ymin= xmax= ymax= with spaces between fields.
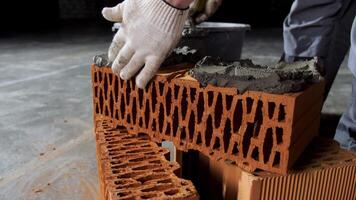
xmin=205 ymin=137 xmax=356 ymax=200
xmin=92 ymin=64 xmax=324 ymax=175
xmin=91 ymin=63 xmax=356 ymax=200
xmin=95 ymin=117 xmax=199 ymax=200
xmin=253 ymin=138 xmax=356 ymax=200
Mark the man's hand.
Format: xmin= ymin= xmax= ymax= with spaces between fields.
xmin=102 ymin=0 xmax=189 ymax=88
xmin=190 ymin=0 xmax=222 ymax=24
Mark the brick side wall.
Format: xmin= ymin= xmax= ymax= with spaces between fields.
xmin=91 ymin=65 xmax=324 ymax=174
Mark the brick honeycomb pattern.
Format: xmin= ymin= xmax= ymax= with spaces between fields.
xmin=91 ymin=65 xmax=324 ymax=174
xmin=256 ymin=138 xmax=356 ymax=200
xmin=95 ymin=118 xmax=199 ymax=200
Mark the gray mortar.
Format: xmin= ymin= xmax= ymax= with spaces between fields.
xmin=93 ymin=54 xmax=322 ymax=94
xmin=161 ymin=46 xmax=202 ymax=67
xmin=189 ymin=56 xmax=323 ymax=94
xmin=93 ymin=46 xmax=200 ymax=68
xmin=93 ymin=54 xmax=111 ymax=67
xmin=182 ymin=24 xmax=209 ymax=38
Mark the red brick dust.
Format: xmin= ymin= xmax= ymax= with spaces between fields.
xmin=94 ymin=118 xmax=199 ymax=200
xmin=91 ymin=64 xmax=325 ymax=174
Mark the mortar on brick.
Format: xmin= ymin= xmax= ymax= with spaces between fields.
xmin=189 ymin=56 xmax=323 ymax=94
xmin=93 ymin=54 xmax=111 ymax=67
xmin=93 ymin=46 xmax=202 ymax=70
xmin=162 ymin=46 xmax=202 ymax=67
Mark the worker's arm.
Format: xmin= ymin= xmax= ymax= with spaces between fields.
xmin=102 ymin=0 xmax=192 ymax=89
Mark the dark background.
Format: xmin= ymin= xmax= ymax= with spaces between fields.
xmin=0 ymin=0 xmax=293 ymax=33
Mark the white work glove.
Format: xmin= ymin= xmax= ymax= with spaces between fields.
xmin=190 ymin=0 xmax=222 ymax=24
xmin=102 ymin=0 xmax=189 ymax=88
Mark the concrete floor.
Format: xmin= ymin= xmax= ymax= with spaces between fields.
xmin=0 ymin=26 xmax=353 ymax=199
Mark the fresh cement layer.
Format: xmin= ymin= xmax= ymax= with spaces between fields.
xmin=93 ymin=46 xmax=201 ymax=68
xmin=189 ymin=56 xmax=323 ymax=94
xmin=93 ymin=54 xmax=111 ymax=67
xmin=93 ymin=54 xmax=322 ymax=94
xmin=161 ymin=46 xmax=202 ymax=66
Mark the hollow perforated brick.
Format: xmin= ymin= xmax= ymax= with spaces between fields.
xmin=206 ymin=137 xmax=356 ymax=200
xmin=95 ymin=118 xmax=199 ymax=200
xmin=91 ymin=64 xmax=325 ymax=174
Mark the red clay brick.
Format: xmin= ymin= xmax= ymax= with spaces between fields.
xmin=91 ymin=64 xmax=324 ymax=174
xmin=207 ymin=137 xmax=356 ymax=200
xmin=94 ymin=117 xmax=199 ymax=200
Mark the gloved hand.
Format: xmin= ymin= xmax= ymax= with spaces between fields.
xmin=189 ymin=0 xmax=222 ymax=24
xmin=102 ymin=0 xmax=189 ymax=88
